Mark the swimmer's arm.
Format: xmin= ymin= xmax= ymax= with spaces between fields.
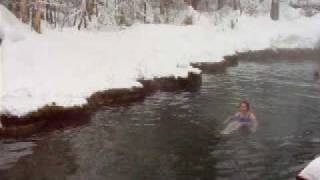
xmin=223 ymin=113 xmax=239 ymax=124
xmin=250 ymin=113 xmax=258 ymax=131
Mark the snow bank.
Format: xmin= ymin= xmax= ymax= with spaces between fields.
xmin=1 ymin=4 xmax=320 ymax=116
xmin=290 ymin=0 xmax=320 ymax=7
xmin=1 ymin=25 xmax=207 ymax=116
xmin=0 ymin=5 xmax=29 ymax=42
xmin=298 ymin=156 xmax=320 ymax=180
xmin=235 ymin=14 xmax=320 ymax=50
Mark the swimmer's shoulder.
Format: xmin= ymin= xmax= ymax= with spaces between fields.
xmin=249 ymin=112 xmax=257 ymax=119
xmin=234 ymin=112 xmax=241 ymax=116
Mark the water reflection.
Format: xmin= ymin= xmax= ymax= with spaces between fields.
xmin=67 ymin=92 xmax=219 ymax=180
xmin=0 ymin=133 xmax=78 ymax=180
xmin=0 ymin=139 xmax=36 ymax=170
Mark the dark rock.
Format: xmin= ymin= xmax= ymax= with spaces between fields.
xmin=191 ymin=61 xmax=227 ymax=73
xmin=0 ymin=105 xmax=89 ymax=138
xmin=139 ymin=72 xmax=202 ymax=92
xmin=87 ymin=87 xmax=146 ymax=107
xmin=190 ymin=55 xmax=238 ymax=74
xmin=138 ymin=79 xmax=161 ymax=93
xmin=224 ymin=55 xmax=239 ymax=66
xmin=0 ymin=119 xmax=45 ymax=137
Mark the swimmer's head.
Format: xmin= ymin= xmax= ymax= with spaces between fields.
xmin=239 ymin=100 xmax=250 ymax=112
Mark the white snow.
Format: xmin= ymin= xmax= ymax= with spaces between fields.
xmin=1 ymin=4 xmax=320 ymax=116
xmin=290 ymin=0 xmax=320 ymax=7
xmin=298 ymin=156 xmax=320 ymax=180
xmin=0 ymin=5 xmax=29 ymax=42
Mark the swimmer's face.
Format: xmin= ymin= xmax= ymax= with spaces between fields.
xmin=239 ymin=103 xmax=248 ymax=112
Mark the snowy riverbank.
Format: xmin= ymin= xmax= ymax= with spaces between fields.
xmin=1 ymin=4 xmax=320 ymax=117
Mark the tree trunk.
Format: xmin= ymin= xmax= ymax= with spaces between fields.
xmin=160 ymin=0 xmax=170 ymax=23
xmin=78 ymin=18 xmax=83 ymax=30
xmin=217 ymin=0 xmax=224 ymax=10
xmin=33 ymin=0 xmax=42 ymax=33
xmin=11 ymin=0 xmax=19 ymax=18
xmin=54 ymin=6 xmax=60 ymax=27
xmin=270 ymin=0 xmax=279 ymax=20
xmin=184 ymin=0 xmax=191 ymax=6
xmin=48 ymin=2 xmax=53 ymax=24
xmin=78 ymin=12 xmax=88 ymax=30
xmin=95 ymin=0 xmax=98 ymax=17
xmin=160 ymin=0 xmax=167 ymax=15
xmin=144 ymin=1 xmax=147 ymax=23
xmin=115 ymin=0 xmax=118 ymax=17
xmin=87 ymin=0 xmax=94 ymax=21
xmin=78 ymin=0 xmax=88 ymax=30
xmin=20 ymin=0 xmax=29 ymax=23
xmin=233 ymin=0 xmax=239 ymax=10
xmin=8 ymin=1 xmax=13 ymax=12
xmin=206 ymin=0 xmax=209 ymax=11
xmin=191 ymin=0 xmax=201 ymax=10
xmin=73 ymin=14 xmax=78 ymax=26
xmin=53 ymin=5 xmax=57 ymax=27
xmin=45 ymin=1 xmax=49 ymax=22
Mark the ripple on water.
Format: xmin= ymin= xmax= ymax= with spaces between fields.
xmin=0 ymin=139 xmax=36 ymax=170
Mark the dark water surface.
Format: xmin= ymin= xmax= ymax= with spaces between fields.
xmin=1 ymin=59 xmax=320 ymax=180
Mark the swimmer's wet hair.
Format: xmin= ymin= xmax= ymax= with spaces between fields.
xmin=239 ymin=100 xmax=250 ymax=110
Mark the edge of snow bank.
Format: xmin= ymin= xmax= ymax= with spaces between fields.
xmin=0 ymin=71 xmax=203 ymax=137
xmin=2 ymin=48 xmax=320 ymax=138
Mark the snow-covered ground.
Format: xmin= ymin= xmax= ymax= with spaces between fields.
xmin=298 ymin=156 xmax=320 ymax=180
xmin=290 ymin=0 xmax=320 ymax=7
xmin=1 ymin=4 xmax=320 ymax=116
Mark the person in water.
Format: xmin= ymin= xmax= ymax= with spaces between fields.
xmin=221 ymin=100 xmax=258 ymax=135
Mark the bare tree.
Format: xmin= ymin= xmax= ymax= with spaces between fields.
xmin=32 ymin=0 xmax=42 ymax=33
xmin=184 ymin=0 xmax=201 ymax=10
xmin=160 ymin=0 xmax=169 ymax=15
xmin=20 ymin=0 xmax=29 ymax=23
xmin=232 ymin=0 xmax=240 ymax=10
xmin=191 ymin=0 xmax=201 ymax=10
xmin=8 ymin=0 xmax=19 ymax=18
xmin=78 ymin=0 xmax=88 ymax=30
xmin=270 ymin=0 xmax=279 ymax=20
xmin=217 ymin=0 xmax=224 ymax=10
xmin=144 ymin=1 xmax=147 ymax=23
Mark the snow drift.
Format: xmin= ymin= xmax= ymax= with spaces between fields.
xmin=0 ymin=5 xmax=29 ymax=42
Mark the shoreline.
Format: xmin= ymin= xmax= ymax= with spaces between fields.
xmin=1 ymin=47 xmax=319 ymax=138
xmin=0 ymin=72 xmax=204 ymax=138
